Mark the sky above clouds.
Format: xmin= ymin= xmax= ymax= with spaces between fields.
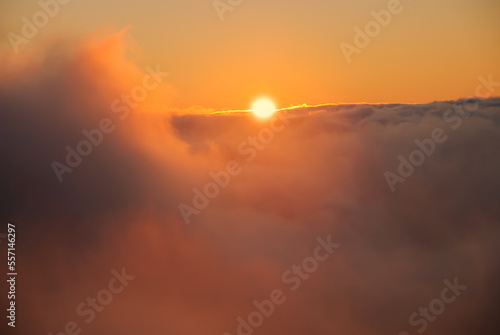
xmin=1 ymin=0 xmax=500 ymax=109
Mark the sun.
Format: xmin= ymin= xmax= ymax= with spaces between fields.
xmin=252 ymin=97 xmax=276 ymax=119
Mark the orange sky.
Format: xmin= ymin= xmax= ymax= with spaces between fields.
xmin=1 ymin=0 xmax=499 ymax=110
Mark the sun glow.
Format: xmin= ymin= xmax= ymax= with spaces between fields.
xmin=252 ymin=97 xmax=276 ymax=119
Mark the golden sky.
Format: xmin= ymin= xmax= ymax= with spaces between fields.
xmin=1 ymin=0 xmax=499 ymax=110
